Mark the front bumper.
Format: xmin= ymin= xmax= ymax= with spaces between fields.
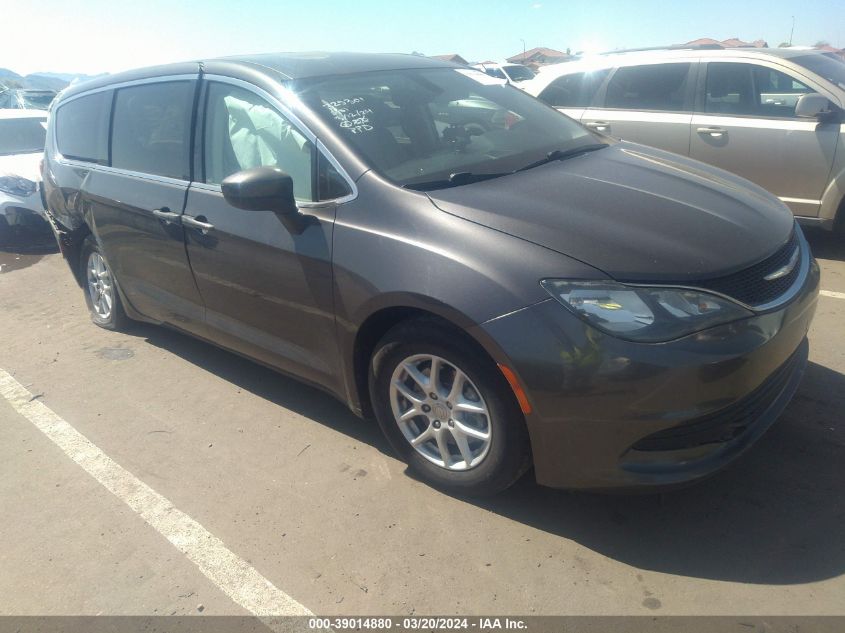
xmin=479 ymin=253 xmax=820 ymax=490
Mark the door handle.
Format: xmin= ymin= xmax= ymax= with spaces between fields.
xmin=585 ymin=121 xmax=610 ymax=132
xmin=697 ymin=126 xmax=727 ymax=138
xmin=152 ymin=207 xmax=182 ymax=224
xmin=181 ymin=215 xmax=214 ymax=234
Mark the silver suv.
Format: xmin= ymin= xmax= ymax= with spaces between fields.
xmin=525 ymin=48 xmax=845 ymax=230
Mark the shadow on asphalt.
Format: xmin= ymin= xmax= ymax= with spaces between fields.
xmin=0 ymin=229 xmax=59 ymax=273
xmin=805 ymin=227 xmax=845 ymax=261
xmin=133 ymin=321 xmax=845 ymax=587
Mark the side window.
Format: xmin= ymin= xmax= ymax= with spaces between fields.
xmin=484 ymin=67 xmax=508 ymax=80
xmin=111 ymin=81 xmax=194 ymax=179
xmin=539 ymin=69 xmax=609 ymax=108
xmin=539 ymin=73 xmax=585 ymax=107
xmin=705 ymin=63 xmax=814 ymax=118
xmin=704 ymin=63 xmax=753 ymax=115
xmin=605 ymin=63 xmax=692 ymax=111
xmin=752 ymin=66 xmax=812 ymax=116
xmin=203 ymin=82 xmax=314 ymax=201
xmin=55 ymin=91 xmax=110 ymax=163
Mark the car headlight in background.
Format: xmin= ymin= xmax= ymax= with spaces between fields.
xmin=540 ymin=280 xmax=753 ymax=343
xmin=0 ymin=175 xmax=37 ymax=197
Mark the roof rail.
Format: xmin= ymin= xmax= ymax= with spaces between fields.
xmin=596 ymin=44 xmax=725 ymax=55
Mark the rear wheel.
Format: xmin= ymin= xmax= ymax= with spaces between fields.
xmin=369 ymin=319 xmax=531 ymax=496
xmin=80 ymin=238 xmax=129 ymax=330
xmin=0 ymin=216 xmax=11 ymax=246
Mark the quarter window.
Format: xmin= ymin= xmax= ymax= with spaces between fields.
xmin=111 ymin=81 xmax=194 ymax=179
xmin=55 ymin=91 xmax=110 ymax=163
xmin=539 ymin=69 xmax=610 ymax=108
xmin=317 ymin=154 xmax=351 ymax=201
xmin=604 ymin=63 xmax=692 ymax=111
xmin=203 ymin=82 xmax=314 ymax=201
xmin=704 ymin=63 xmax=814 ymax=117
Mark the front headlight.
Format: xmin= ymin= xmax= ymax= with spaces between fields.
xmin=0 ymin=175 xmax=37 ymax=197
xmin=540 ymin=280 xmax=753 ymax=343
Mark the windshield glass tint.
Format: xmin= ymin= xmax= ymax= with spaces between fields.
xmin=295 ymin=68 xmax=595 ymax=188
xmin=791 ymin=54 xmax=845 ymax=91
xmin=504 ymin=65 xmax=535 ymax=82
xmin=0 ymin=118 xmax=47 ymax=155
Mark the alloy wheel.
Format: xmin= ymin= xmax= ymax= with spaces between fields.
xmin=389 ymin=354 xmax=492 ymax=470
xmin=86 ymin=252 xmax=114 ymax=320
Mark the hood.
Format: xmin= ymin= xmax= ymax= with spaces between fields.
xmin=427 ymin=143 xmax=795 ymax=282
xmin=0 ymin=152 xmax=42 ymax=183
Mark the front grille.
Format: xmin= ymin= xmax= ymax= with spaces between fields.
xmin=691 ymin=229 xmax=801 ymax=307
xmin=631 ymin=343 xmax=805 ymax=452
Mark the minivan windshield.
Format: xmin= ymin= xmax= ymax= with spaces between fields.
xmin=791 ymin=54 xmax=845 ymax=91
xmin=295 ymin=67 xmax=599 ymax=189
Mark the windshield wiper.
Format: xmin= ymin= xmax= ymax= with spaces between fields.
xmin=404 ymin=171 xmax=510 ymax=191
xmin=403 ymin=144 xmax=608 ymax=191
xmin=515 ymin=143 xmax=608 ymax=173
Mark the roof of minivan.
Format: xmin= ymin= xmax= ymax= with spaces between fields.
xmin=59 ymin=52 xmax=455 ymax=101
xmin=532 ymin=47 xmax=833 ymax=80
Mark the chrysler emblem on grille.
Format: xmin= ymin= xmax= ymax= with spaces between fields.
xmin=763 ymin=245 xmax=800 ymax=281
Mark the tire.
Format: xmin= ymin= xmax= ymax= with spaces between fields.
xmin=369 ymin=318 xmax=531 ymax=496
xmin=0 ymin=216 xmax=11 ymax=246
xmin=80 ymin=237 xmax=129 ymax=331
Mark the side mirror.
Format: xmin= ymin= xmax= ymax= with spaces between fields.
xmin=221 ymin=166 xmax=298 ymax=215
xmin=795 ymin=93 xmax=831 ymax=119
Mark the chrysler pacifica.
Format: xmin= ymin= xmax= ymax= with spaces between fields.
xmin=42 ymin=53 xmax=819 ymax=495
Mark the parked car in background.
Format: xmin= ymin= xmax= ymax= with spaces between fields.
xmin=0 ymin=87 xmax=57 ymax=110
xmin=524 ymin=48 xmax=845 ymax=231
xmin=0 ymin=109 xmax=49 ymax=243
xmin=472 ymin=62 xmax=535 ymax=87
xmin=43 ymin=53 xmax=817 ymax=495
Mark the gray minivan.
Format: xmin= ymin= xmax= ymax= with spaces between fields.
xmin=526 ymin=48 xmax=845 ymax=230
xmin=42 ymin=53 xmax=818 ymax=495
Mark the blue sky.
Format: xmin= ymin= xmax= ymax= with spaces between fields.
xmin=4 ymin=0 xmax=843 ymax=75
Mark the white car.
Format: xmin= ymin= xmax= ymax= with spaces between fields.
xmin=471 ymin=62 xmax=535 ymax=88
xmin=0 ymin=109 xmax=49 ymax=242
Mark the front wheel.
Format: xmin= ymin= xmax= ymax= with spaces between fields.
xmin=80 ymin=238 xmax=129 ymax=331
xmin=370 ymin=319 xmax=531 ymax=496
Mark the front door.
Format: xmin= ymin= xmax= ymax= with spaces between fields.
xmin=689 ymin=61 xmax=839 ymax=217
xmin=183 ymin=79 xmax=345 ymax=391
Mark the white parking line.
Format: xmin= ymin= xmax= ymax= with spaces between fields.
xmin=820 ymin=290 xmax=845 ymax=300
xmin=0 ymin=368 xmax=312 ymax=618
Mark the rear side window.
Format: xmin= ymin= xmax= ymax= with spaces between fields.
xmin=55 ymin=91 xmax=110 ymax=163
xmin=111 ymin=81 xmax=194 ymax=179
xmin=539 ymin=69 xmax=609 ymax=108
xmin=705 ymin=63 xmax=813 ymax=118
xmin=605 ymin=63 xmax=692 ymax=111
